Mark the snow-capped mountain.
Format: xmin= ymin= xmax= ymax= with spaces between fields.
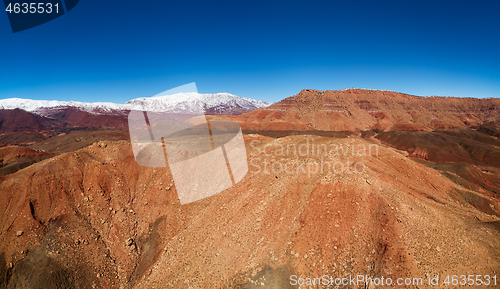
xmin=0 ymin=98 xmax=126 ymax=115
xmin=124 ymin=92 xmax=272 ymax=114
xmin=0 ymin=93 xmax=272 ymax=116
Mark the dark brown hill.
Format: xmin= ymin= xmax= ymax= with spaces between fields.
xmin=43 ymin=107 xmax=128 ymax=128
xmin=0 ymin=109 xmax=62 ymax=132
xmin=0 ymin=107 xmax=127 ymax=135
xmin=0 ymin=108 xmax=128 ymax=149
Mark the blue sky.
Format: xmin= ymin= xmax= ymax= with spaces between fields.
xmin=1 ymin=0 xmax=499 ymax=103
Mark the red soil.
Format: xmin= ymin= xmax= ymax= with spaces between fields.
xmin=236 ymin=89 xmax=500 ymax=132
xmin=1 ymin=89 xmax=499 ymax=288
xmin=0 ymin=146 xmax=51 ymax=176
xmin=0 ymin=137 xmax=498 ymax=288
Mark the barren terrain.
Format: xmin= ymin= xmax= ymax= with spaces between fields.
xmin=0 ymin=89 xmax=499 ymax=288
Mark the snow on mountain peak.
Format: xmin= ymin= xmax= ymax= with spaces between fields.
xmin=125 ymin=92 xmax=272 ymax=113
xmin=0 ymin=92 xmax=272 ymax=116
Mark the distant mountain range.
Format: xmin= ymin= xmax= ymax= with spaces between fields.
xmin=0 ymin=92 xmax=272 ymax=116
xmin=2 ymin=88 xmax=499 ymax=133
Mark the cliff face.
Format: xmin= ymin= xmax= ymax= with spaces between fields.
xmin=237 ymin=89 xmax=500 ymax=131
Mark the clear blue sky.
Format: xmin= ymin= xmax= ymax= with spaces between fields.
xmin=1 ymin=0 xmax=499 ymax=103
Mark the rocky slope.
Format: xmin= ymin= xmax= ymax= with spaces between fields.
xmin=236 ymin=89 xmax=499 ymax=131
xmin=1 ymin=136 xmax=498 ymax=288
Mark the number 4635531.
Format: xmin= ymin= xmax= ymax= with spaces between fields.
xmin=5 ymin=3 xmax=59 ymax=14
xmin=443 ymin=275 xmax=497 ymax=286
